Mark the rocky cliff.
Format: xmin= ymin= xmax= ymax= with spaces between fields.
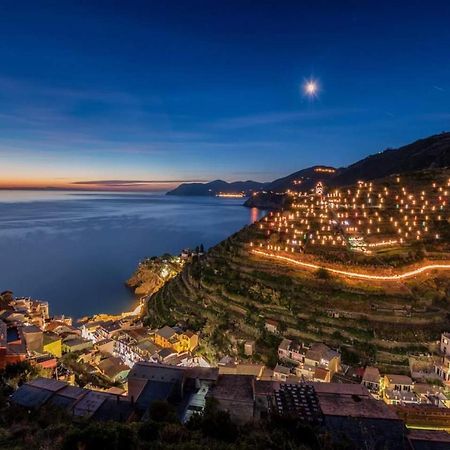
xmin=126 ymin=255 xmax=184 ymax=296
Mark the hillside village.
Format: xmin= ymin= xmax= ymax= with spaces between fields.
xmin=2 ymin=282 xmax=450 ymax=442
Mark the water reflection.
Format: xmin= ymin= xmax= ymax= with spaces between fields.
xmin=0 ymin=191 xmax=265 ymax=318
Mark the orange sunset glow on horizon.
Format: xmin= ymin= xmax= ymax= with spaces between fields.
xmin=0 ymin=178 xmax=190 ymax=192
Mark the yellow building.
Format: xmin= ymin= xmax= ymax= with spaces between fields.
xmin=173 ymin=330 xmax=199 ymax=353
xmin=43 ymin=333 xmax=62 ymax=358
xmin=154 ymin=326 xmax=198 ymax=353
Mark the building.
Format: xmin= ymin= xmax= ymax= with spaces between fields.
xmin=264 ymin=319 xmax=279 ymax=334
xmin=62 ymin=337 xmax=93 ymax=353
xmin=304 ymin=343 xmax=340 ymax=374
xmin=278 ymin=338 xmax=305 ymax=363
xmin=313 ymin=366 xmax=331 ymax=383
xmin=127 ymin=362 xmax=186 ymax=418
xmin=273 ymin=364 xmax=291 ymax=382
xmin=434 ymin=332 xmax=450 ymax=383
xmin=313 ymin=383 xmax=406 ymax=450
xmin=255 ymin=381 xmax=406 ymax=449
xmin=272 ymin=382 xmax=323 ymax=425
xmin=153 ymin=326 xmax=198 ymax=353
xmin=97 ymin=356 xmax=130 ymax=383
xmin=218 ymin=361 xmax=265 ymax=378
xmin=43 ymin=333 xmax=62 ymax=358
xmin=11 ymin=378 xmax=135 ymax=422
xmin=394 ymin=404 xmax=450 ymax=431
xmin=0 ymin=320 xmax=27 ymax=368
xmin=9 ymin=297 xmax=49 ymax=327
xmin=80 ymin=320 xmax=121 ymax=343
xmin=113 ymin=328 xmax=161 ymax=367
xmin=95 ymin=338 xmax=115 ymax=355
xmin=207 ymin=374 xmax=255 ymax=424
xmin=293 ymin=342 xmax=341 ymax=381
xmin=413 ymin=383 xmax=449 ymax=408
xmin=244 ymin=340 xmax=255 ymax=356
xmin=439 ymin=332 xmax=450 ymax=356
xmin=408 ymin=430 xmax=450 ymax=450
xmin=361 ymin=366 xmax=381 ymax=395
xmin=382 ymin=374 xmax=418 ymax=405
xmin=45 ymin=321 xmax=80 ymax=337
xmin=34 ymin=354 xmax=57 ymax=371
xmin=22 ymin=325 xmax=43 ymax=353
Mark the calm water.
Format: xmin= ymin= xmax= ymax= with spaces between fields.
xmin=0 ymin=191 xmax=264 ymax=318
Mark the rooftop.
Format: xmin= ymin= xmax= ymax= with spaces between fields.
xmin=128 ymin=362 xmax=185 ymax=384
xmin=22 ymin=325 xmax=42 ymax=334
xmin=209 ymin=375 xmax=254 ymax=403
xmin=156 ymin=325 xmax=177 ymax=340
xmin=305 ymin=342 xmax=334 ymax=362
xmin=362 ymin=366 xmax=381 ymax=384
xmin=43 ymin=332 xmax=61 ymax=344
xmin=158 ymin=347 xmax=176 ymax=359
xmin=274 ymin=364 xmax=291 ymax=375
xmin=314 ymin=367 xmax=330 ymax=381
xmin=385 ymin=374 xmax=413 ymax=385
xmin=322 ymin=393 xmax=399 ymax=419
xmin=63 ymin=337 xmax=92 ymax=347
xmin=273 ymin=383 xmax=322 ymax=424
xmin=278 ymin=338 xmax=292 ymax=351
xmin=97 ymin=356 xmax=130 ymax=379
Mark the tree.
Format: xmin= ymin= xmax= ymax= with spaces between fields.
xmin=315 ymin=267 xmax=330 ymax=280
xmin=278 ymin=321 xmax=287 ymax=334
xmin=0 ymin=361 xmax=41 ymax=395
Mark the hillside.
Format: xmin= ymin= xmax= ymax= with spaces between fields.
xmin=167 ymin=179 xmax=266 ymax=196
xmin=245 ymin=165 xmax=336 ymax=208
xmin=245 ymin=132 xmax=450 ymax=208
xmin=166 ymin=132 xmax=449 ymax=204
xmin=330 ymin=132 xmax=450 ymax=188
xmin=145 ymin=168 xmax=450 ymax=371
xmin=265 ymin=165 xmax=337 ymax=192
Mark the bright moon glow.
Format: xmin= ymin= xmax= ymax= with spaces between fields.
xmin=303 ymin=79 xmax=319 ymax=98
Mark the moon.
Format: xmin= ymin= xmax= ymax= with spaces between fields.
xmin=303 ymin=79 xmax=319 ymax=98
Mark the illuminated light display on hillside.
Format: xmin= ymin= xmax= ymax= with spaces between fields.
xmin=254 ymin=173 xmax=449 ymax=259
xmin=251 ymin=249 xmax=450 ymax=281
xmin=314 ymin=167 xmax=336 ymax=173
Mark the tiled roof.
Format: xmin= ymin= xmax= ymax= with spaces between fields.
xmin=156 ymin=325 xmax=177 ymax=340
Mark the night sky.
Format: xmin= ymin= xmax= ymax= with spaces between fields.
xmin=0 ymin=1 xmax=449 ymax=190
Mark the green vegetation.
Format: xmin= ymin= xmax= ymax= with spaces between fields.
xmin=145 ymin=212 xmax=450 ymax=367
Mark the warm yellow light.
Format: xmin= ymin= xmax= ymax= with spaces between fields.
xmin=303 ymin=79 xmax=319 ymax=97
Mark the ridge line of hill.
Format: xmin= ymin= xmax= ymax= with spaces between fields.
xmin=166 ymin=132 xmax=450 ymax=201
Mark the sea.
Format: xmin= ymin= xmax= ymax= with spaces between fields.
xmin=0 ymin=191 xmax=265 ymax=319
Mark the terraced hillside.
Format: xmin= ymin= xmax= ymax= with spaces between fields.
xmin=146 ymin=237 xmax=450 ymax=372
xmin=146 ymin=170 xmax=450 ymax=372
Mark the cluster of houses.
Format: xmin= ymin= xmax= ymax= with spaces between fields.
xmin=77 ymin=319 xmax=202 ymax=382
xmin=0 ymin=291 xmax=201 ymax=385
xmin=362 ymin=368 xmax=450 ymax=407
xmin=11 ymin=361 xmax=450 ymax=449
xmin=273 ymin=332 xmax=450 ymax=411
xmin=0 ymin=293 xmax=77 ymax=371
xmin=434 ymin=332 xmax=450 ymax=382
xmin=277 ymin=338 xmax=341 ymax=383
xmin=2 ymin=290 xmax=450 ymax=446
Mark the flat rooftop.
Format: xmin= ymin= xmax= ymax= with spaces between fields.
xmin=318 ymin=392 xmax=399 ymax=420
xmin=209 ymin=374 xmax=254 ymax=402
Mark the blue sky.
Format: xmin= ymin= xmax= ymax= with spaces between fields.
xmin=0 ymin=0 xmax=449 ymax=188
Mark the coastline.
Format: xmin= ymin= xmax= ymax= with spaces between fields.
xmin=0 ymin=191 xmax=264 ymax=319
